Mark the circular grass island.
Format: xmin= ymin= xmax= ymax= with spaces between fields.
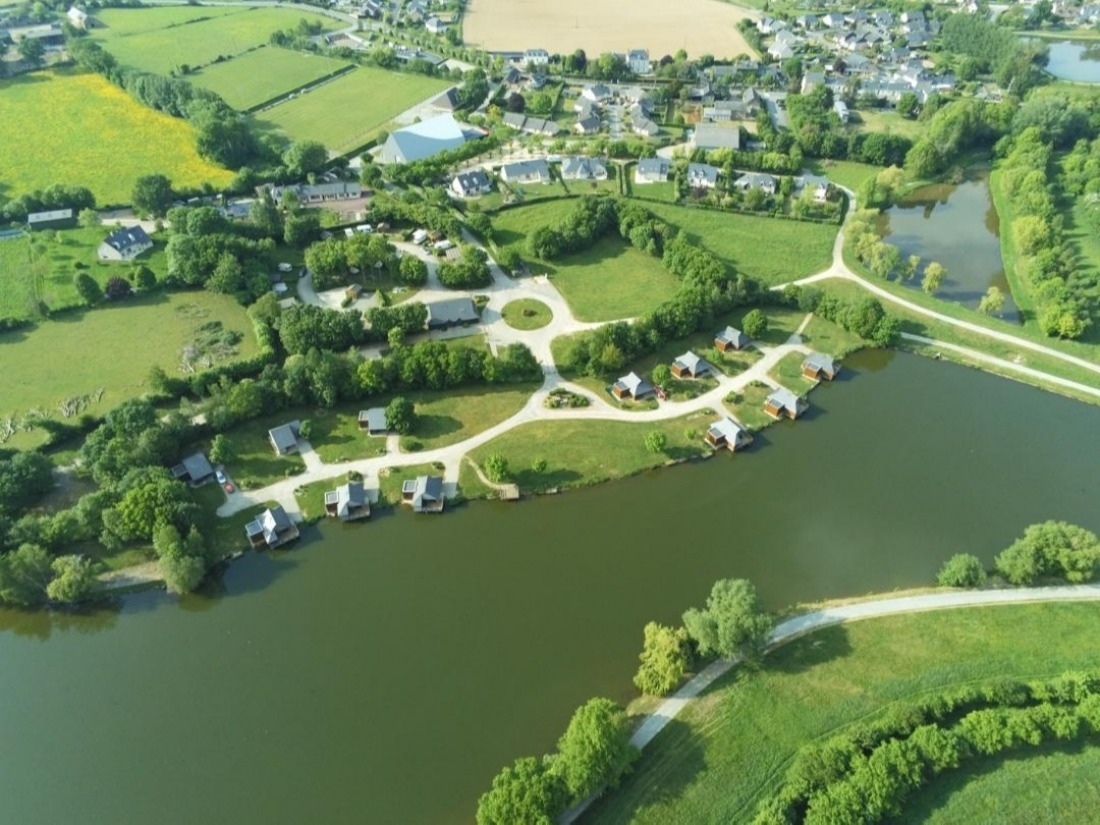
xmin=501 ymin=299 xmax=553 ymax=331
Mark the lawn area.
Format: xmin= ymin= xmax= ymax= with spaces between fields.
xmin=769 ymin=350 xmax=816 ymax=395
xmin=808 ymin=158 xmax=884 ymax=193
xmin=586 ymin=602 xmax=1100 ymax=824
xmin=378 ymin=462 xmax=443 ymax=506
xmin=92 ymin=5 xmax=246 ymax=37
xmin=628 ymin=180 xmax=680 ymax=203
xmin=491 ymin=199 xmax=579 ymax=258
xmin=800 ymin=314 xmax=867 ymax=358
xmin=640 ymin=202 xmax=838 ymax=285
xmin=469 ymin=414 xmax=711 ymax=494
xmin=545 ymin=237 xmax=681 ymax=322
xmin=252 ymin=67 xmax=450 ymax=154
xmin=497 ymin=180 xmax=573 ymax=206
xmin=294 ymin=473 xmax=368 ymax=522
xmin=722 ymin=380 xmax=777 ymax=431
xmin=0 ymin=227 xmax=168 ymax=321
xmin=93 ymin=7 xmax=337 ymax=74
xmin=190 ymin=47 xmax=351 ymax=111
xmin=0 ymin=291 xmax=259 ymax=442
xmin=0 ymin=71 xmax=233 ymax=204
xmin=850 ymin=108 xmax=924 ymax=140
xmin=501 ymin=299 xmax=553 ymax=330
xmin=218 ymin=413 xmax=307 ymax=489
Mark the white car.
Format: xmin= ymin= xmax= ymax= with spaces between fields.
xmin=215 ymin=470 xmax=228 ymax=485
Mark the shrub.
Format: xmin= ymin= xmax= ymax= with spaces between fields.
xmin=936 ymin=553 xmax=987 ymax=588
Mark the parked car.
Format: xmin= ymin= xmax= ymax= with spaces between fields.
xmin=215 ymin=470 xmax=227 ymax=484
xmin=223 ymin=482 xmax=235 ymax=494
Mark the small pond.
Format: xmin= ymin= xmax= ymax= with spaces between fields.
xmin=1033 ymin=38 xmax=1100 ymax=83
xmin=877 ymin=173 xmax=1019 ymax=322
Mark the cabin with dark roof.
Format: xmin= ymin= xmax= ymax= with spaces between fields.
xmin=802 ymin=352 xmax=840 ymax=380
xmin=670 ymin=351 xmax=711 ymax=379
xmin=98 ymin=226 xmax=152 ymax=261
xmin=715 ymin=326 xmax=750 ymax=352
xmin=245 ymin=505 xmax=299 ymax=549
xmin=611 ymin=372 xmax=655 ymax=401
xmin=402 ymin=475 xmax=445 ymax=513
xmin=325 ymin=481 xmax=371 ymax=521
xmin=426 ymin=297 xmax=479 ymax=329
xmin=358 ymin=407 xmax=388 ymax=435
xmin=170 ymin=452 xmax=215 ymax=484
xmin=268 ymin=421 xmax=301 ymax=456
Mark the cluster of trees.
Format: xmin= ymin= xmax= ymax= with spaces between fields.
xmin=940 ymin=13 xmax=1048 ymax=96
xmin=795 ymin=286 xmax=901 ymax=348
xmin=275 ymin=303 xmax=368 ymax=355
xmin=0 ymin=183 xmax=96 ymax=223
xmin=526 ymin=196 xmax=620 ymax=260
xmin=0 ymin=544 xmax=100 ymax=606
xmin=936 ymin=553 xmax=987 ymax=588
xmin=845 ymin=208 xmax=947 ymax=297
xmin=994 ymin=520 xmax=1100 ymax=585
xmin=476 ymin=697 xmax=637 ymax=825
xmin=904 ymin=98 xmax=1011 ymax=180
xmin=368 ymin=191 xmax=463 ymax=240
xmin=754 ymin=672 xmax=1100 ymax=825
xmin=437 ymin=244 xmax=492 ymax=288
xmin=784 ymin=87 xmax=913 ymax=165
xmin=304 ymin=232 xmax=398 ymax=291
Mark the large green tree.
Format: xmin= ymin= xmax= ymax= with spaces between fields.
xmin=634 ymin=621 xmax=691 ymax=696
xmin=45 ymin=555 xmax=99 ymax=603
xmin=0 ymin=543 xmax=52 ymax=606
xmin=682 ymin=578 xmax=774 ymax=661
xmin=131 ymin=174 xmax=174 ymax=217
xmin=554 ymin=697 xmax=637 ymax=800
xmin=476 ymin=757 xmax=567 ymax=825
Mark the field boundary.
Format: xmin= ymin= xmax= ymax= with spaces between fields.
xmin=242 ymin=61 xmax=356 ymax=114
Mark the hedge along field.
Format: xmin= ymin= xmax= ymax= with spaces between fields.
xmin=189 ymin=47 xmax=351 ymax=111
xmin=251 ymin=66 xmax=450 ymax=154
xmin=92 ymin=7 xmax=338 ymax=74
xmin=0 ymin=71 xmax=233 ymax=205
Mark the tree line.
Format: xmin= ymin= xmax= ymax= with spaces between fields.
xmin=937 ymin=521 xmax=1100 ymax=588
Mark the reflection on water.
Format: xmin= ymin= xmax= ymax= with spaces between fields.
xmin=1036 ymin=39 xmax=1100 ymax=83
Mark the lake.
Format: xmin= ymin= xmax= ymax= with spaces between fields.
xmin=1035 ymin=38 xmax=1100 ymax=83
xmin=878 ymin=174 xmax=1019 ymax=322
xmin=1 ymin=353 xmax=1098 ymax=824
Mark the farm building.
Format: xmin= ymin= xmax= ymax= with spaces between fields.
xmin=500 ymin=159 xmax=551 ymax=185
xmin=451 ymin=169 xmax=492 ymax=197
xmin=692 ymin=123 xmax=741 ymax=151
xmin=402 ymin=475 xmax=445 ymax=513
xmin=268 ymin=421 xmax=301 ymax=456
xmin=706 ymin=418 xmax=752 ymax=452
xmin=97 ymin=226 xmax=153 ymax=261
xmin=27 ymin=209 xmax=75 ymax=230
xmin=715 ymin=326 xmax=750 ymax=351
xmin=358 ymin=407 xmax=389 ymax=435
xmin=802 ymin=352 xmax=840 ymax=380
xmin=379 ymin=114 xmax=471 ymax=164
xmin=426 ymin=297 xmax=479 ymax=329
xmin=245 ymin=505 xmax=299 ymax=549
xmin=764 ymin=387 xmax=807 ymax=420
xmin=325 ymin=481 xmax=371 ymax=521
xmin=170 ymin=452 xmax=215 ymax=484
xmin=671 ymin=351 xmax=711 ymax=379
xmin=611 ymin=372 xmax=655 ymax=401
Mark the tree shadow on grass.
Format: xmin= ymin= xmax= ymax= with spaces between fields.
xmin=412 ymin=413 xmax=463 ymax=441
xmin=769 ymin=624 xmax=853 ymax=674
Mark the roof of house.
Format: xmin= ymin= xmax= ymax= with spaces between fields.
xmin=102 ymin=225 xmax=152 ymax=253
xmin=673 ymin=350 xmax=709 ymax=374
xmin=717 ymin=326 xmax=749 ymax=345
xmin=358 ymin=407 xmax=388 ymax=431
xmin=803 ymin=352 xmax=837 ymax=373
xmin=177 ymin=452 xmax=214 ymax=481
xmin=692 ymin=123 xmax=741 ymax=150
xmin=453 ymin=169 xmax=490 ymax=191
xmin=632 ymin=116 xmax=660 ymax=137
xmin=636 ymin=157 xmax=670 ymax=177
xmin=403 ymin=475 xmax=444 ymax=509
xmin=500 ymin=158 xmax=550 ymax=179
xmin=380 ymin=114 xmax=467 ymax=164
xmin=767 ymin=387 xmax=803 ymax=411
xmin=268 ymin=421 xmax=300 ymax=454
xmin=430 ymin=87 xmax=460 ymax=111
xmin=795 ymin=173 xmax=829 ymax=191
xmin=426 ymin=297 xmax=478 ymax=326
xmin=736 ymin=171 xmax=777 ymax=189
xmin=246 ymin=505 xmax=293 ymax=543
xmin=686 ymin=163 xmax=720 ymax=186
xmin=614 ymin=371 xmax=654 ymax=397
xmin=561 ymin=156 xmax=606 ymax=179
xmin=27 ymin=208 xmax=73 ymax=224
xmin=326 ymin=481 xmax=368 ymax=517
xmin=708 ymin=417 xmax=746 ymax=442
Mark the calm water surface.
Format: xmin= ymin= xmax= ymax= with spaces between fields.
xmin=878 ymin=175 xmax=1019 ymax=322
xmin=1037 ymin=38 xmax=1100 ymax=83
xmin=1 ymin=353 xmax=1098 ymax=823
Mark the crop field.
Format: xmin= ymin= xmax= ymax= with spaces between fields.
xmin=0 ymin=71 xmax=233 ymax=204
xmin=93 ymin=7 xmax=337 ymax=74
xmin=251 ymin=67 xmax=449 ymax=154
xmin=463 ymin=0 xmax=755 ymax=59
xmin=190 ymin=47 xmax=351 ymax=111
xmin=91 ymin=6 xmax=244 ymax=37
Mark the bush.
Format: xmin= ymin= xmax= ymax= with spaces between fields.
xmin=936 ymin=553 xmax=987 ymax=588
xmin=633 ymin=622 xmax=691 ymax=696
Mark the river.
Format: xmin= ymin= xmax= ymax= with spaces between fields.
xmin=1 ymin=352 xmax=1098 ymax=824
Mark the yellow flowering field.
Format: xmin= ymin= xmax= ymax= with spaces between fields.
xmin=0 ymin=70 xmax=234 ymax=205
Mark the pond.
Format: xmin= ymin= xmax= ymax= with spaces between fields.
xmin=0 ymin=353 xmax=1098 ymax=823
xmin=1033 ymin=38 xmax=1100 ymax=83
xmin=878 ymin=174 xmax=1019 ymax=322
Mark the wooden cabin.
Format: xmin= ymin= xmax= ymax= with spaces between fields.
xmin=324 ymin=481 xmax=371 ymax=522
xmin=611 ymin=372 xmax=655 ymax=401
xmin=705 ymin=418 xmax=753 ymax=452
xmin=802 ymin=352 xmax=840 ymax=381
xmin=715 ymin=326 xmax=750 ymax=352
xmin=670 ymin=351 xmax=711 ymax=380
xmin=764 ymin=387 xmax=807 ymax=420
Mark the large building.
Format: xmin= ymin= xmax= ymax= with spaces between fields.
xmin=379 ymin=114 xmax=471 ymax=164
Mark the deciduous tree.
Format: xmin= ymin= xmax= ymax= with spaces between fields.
xmin=682 ymin=577 xmax=774 ymax=661
xmin=554 ymin=698 xmax=637 ymax=799
xmin=633 ymin=621 xmax=691 ymax=696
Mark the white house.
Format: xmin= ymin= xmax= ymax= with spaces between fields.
xmin=450 ymin=169 xmax=492 ymax=197
xmin=686 ymin=163 xmax=721 ymax=189
xmin=635 ymin=158 xmax=671 ymax=184
xmin=833 ymin=100 xmax=850 ymax=123
xmin=733 ymin=172 xmax=777 ymax=195
xmin=627 ymin=49 xmax=651 ymax=75
xmin=98 ymin=226 xmax=153 ymax=261
xmin=500 ymin=159 xmax=551 ymax=185
xmin=523 ymin=48 xmax=550 ymax=68
xmin=424 ymin=16 xmax=446 ymax=35
xmin=560 ymin=156 xmax=608 ymax=181
xmin=66 ymin=6 xmax=88 ymax=28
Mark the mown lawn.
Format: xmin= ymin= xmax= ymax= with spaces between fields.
xmin=93 ymin=7 xmax=337 ymax=74
xmin=491 ymin=199 xmax=579 ymax=258
xmin=0 ymin=71 xmax=232 ymax=204
xmin=0 ymin=290 xmax=258 ymax=436
xmin=469 ymin=414 xmax=712 ymax=494
xmin=218 ymin=413 xmax=307 ymax=490
xmin=808 ymin=158 xmax=884 ymax=193
xmin=92 ymin=5 xmax=245 ymax=37
xmin=378 ymin=462 xmax=443 ymax=507
xmin=640 ymin=202 xmax=838 ymax=285
xmin=501 ymin=299 xmax=553 ymax=330
xmin=252 ymin=67 xmax=449 ymax=154
xmin=850 ymin=108 xmax=924 ymax=140
xmin=769 ymin=350 xmax=817 ymax=395
xmin=722 ymin=380 xmax=777 ymax=431
xmin=586 ymin=602 xmax=1100 ymax=824
xmin=800 ymin=315 xmax=867 ymax=358
xmin=190 ymin=46 xmax=350 ymax=111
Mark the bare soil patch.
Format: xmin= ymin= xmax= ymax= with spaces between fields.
xmin=463 ymin=0 xmax=755 ymax=59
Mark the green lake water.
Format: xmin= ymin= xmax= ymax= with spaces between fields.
xmin=1 ymin=352 xmax=1098 ymax=823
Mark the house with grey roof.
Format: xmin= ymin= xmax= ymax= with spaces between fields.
xmin=635 ymin=157 xmax=671 ymax=184
xmin=523 ymin=48 xmax=549 ymax=68
xmin=379 ymin=114 xmax=469 ymax=164
xmin=560 ymin=156 xmax=607 ymax=181
xmin=702 ymin=100 xmax=739 ymax=122
xmin=98 ymin=226 xmax=152 ymax=261
xmin=734 ymin=172 xmax=777 ymax=195
xmin=450 ymin=169 xmax=492 ymax=198
xmin=266 ymin=181 xmax=363 ymax=204
xmin=627 ymin=49 xmax=651 ymax=75
xmin=581 ymin=83 xmax=612 ymax=102
xmin=426 ymin=297 xmax=478 ymax=329
xmin=429 ymin=87 xmax=460 ymax=112
xmin=631 ymin=115 xmax=660 ymax=138
xmin=500 ymin=159 xmax=551 ymax=185
xmin=686 ymin=163 xmax=721 ymax=190
xmin=574 ymin=114 xmax=601 ymax=135
xmin=245 ymin=505 xmax=299 ymax=548
xmin=794 ymin=173 xmax=830 ymax=202
xmin=402 ymin=475 xmax=445 ymax=513
xmin=802 ymin=352 xmax=840 ymax=380
xmin=268 ymin=421 xmax=301 ymax=456
xmin=706 ymin=417 xmax=752 ymax=452
xmin=715 ymin=326 xmax=750 ymax=351
xmin=27 ymin=208 xmax=75 ymax=230
xmin=671 ymin=350 xmax=711 ymax=379
xmin=764 ymin=387 xmax=807 ymax=419
xmin=611 ymin=372 xmax=655 ymax=401
xmin=170 ymin=452 xmax=215 ymax=484
xmin=358 ymin=407 xmax=388 ymax=435
xmin=325 ymin=480 xmax=371 ymax=521
xmin=502 ymin=113 xmax=563 ymax=137
xmin=692 ymin=123 xmax=741 ymax=151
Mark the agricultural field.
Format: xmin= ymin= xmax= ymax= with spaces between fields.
xmin=190 ymin=47 xmax=351 ymax=111
xmin=92 ymin=7 xmax=337 ymax=74
xmin=587 ymin=602 xmax=1100 ymax=824
xmin=641 ymin=202 xmax=838 ymax=285
xmin=0 ymin=227 xmax=167 ymax=321
xmin=251 ymin=67 xmax=450 ymax=154
xmin=0 ymin=71 xmax=233 ymax=204
xmin=91 ymin=5 xmax=244 ymax=37
xmin=463 ymin=0 xmax=755 ymax=59
xmin=0 ymin=291 xmax=258 ymax=446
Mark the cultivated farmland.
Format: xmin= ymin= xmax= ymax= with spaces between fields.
xmin=251 ymin=67 xmax=449 ymax=154
xmin=0 ymin=71 xmax=233 ymax=204
xmin=92 ymin=7 xmax=337 ymax=74
xmin=90 ymin=5 xmax=244 ymax=37
xmin=190 ymin=47 xmax=351 ymax=111
xmin=463 ymin=0 xmax=755 ymax=59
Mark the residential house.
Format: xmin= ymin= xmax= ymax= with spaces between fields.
xmin=627 ymin=48 xmax=651 ymax=75
xmin=705 ymin=417 xmax=753 ymax=452
xmin=692 ymin=123 xmax=741 ymax=151
xmin=266 ymin=181 xmax=362 ymax=204
xmin=500 ymin=158 xmax=551 ymax=184
xmin=523 ymin=48 xmax=550 ymax=68
xmin=635 ymin=157 xmax=671 ymax=184
xmin=833 ymin=100 xmax=850 ymax=123
xmin=733 ymin=172 xmax=777 ymax=195
xmin=795 ymin=13 xmax=819 ymax=28
xmin=358 ymin=407 xmax=388 ymax=435
xmin=621 ymin=86 xmax=652 ymax=108
xmin=574 ymin=114 xmax=602 ymax=135
xmin=426 ymin=297 xmax=479 ymax=329
xmin=429 ymin=87 xmax=460 ymax=112
xmin=702 ymin=100 xmax=739 ymax=122
xmin=402 ymin=475 xmax=445 ymax=513
xmin=501 ymin=113 xmax=563 ymax=136
xmin=581 ymin=83 xmax=612 ymax=103
xmin=245 ymin=505 xmax=299 ymax=549
xmin=27 ymin=208 xmax=75 ymax=230
xmin=526 ymin=72 xmax=548 ymax=90
xmin=670 ymin=351 xmax=711 ymax=379
xmin=631 ymin=115 xmax=660 ymax=138
xmin=715 ymin=326 xmax=750 ymax=351
xmin=801 ymin=71 xmax=826 ymax=94
xmin=802 ymin=352 xmax=840 ymax=380
xmin=66 ymin=6 xmax=88 ymax=28
xmin=794 ymin=173 xmax=830 ymax=202
xmin=560 ymin=156 xmax=608 ymax=181
xmin=379 ymin=114 xmax=470 ymax=164
xmin=611 ymin=372 xmax=655 ymax=401
xmin=686 ymin=163 xmax=720 ymax=189
xmin=325 ymin=481 xmax=371 ymax=521
xmin=424 ymin=15 xmax=446 ymax=34
xmin=822 ymin=12 xmax=845 ymax=27
xmin=764 ymin=387 xmax=807 ymax=419
xmin=170 ymin=452 xmax=215 ymax=484
xmin=268 ymin=421 xmax=301 ymax=456
xmin=97 ymin=226 xmax=153 ymax=261
xmin=450 ymin=169 xmax=492 ymax=197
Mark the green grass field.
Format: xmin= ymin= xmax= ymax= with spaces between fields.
xmin=769 ymin=350 xmax=817 ymax=395
xmin=501 ymin=299 xmax=553 ymax=330
xmin=190 ymin=47 xmax=351 ymax=111
xmin=92 ymin=6 xmax=246 ymax=37
xmin=251 ymin=67 xmax=450 ymax=153
xmin=850 ymin=109 xmax=924 ymax=140
xmin=587 ymin=602 xmax=1100 ymax=824
xmin=0 ymin=228 xmax=167 ymax=321
xmin=722 ymin=379 xmax=777 ymax=430
xmin=0 ymin=71 xmax=233 ymax=204
xmin=218 ymin=413 xmax=307 ymax=489
xmin=640 ymin=202 xmax=838 ymax=285
xmin=93 ymin=7 xmax=337 ymax=74
xmin=492 ymin=199 xmax=579 ymax=256
xmin=808 ymin=158 xmax=884 ymax=193
xmin=0 ymin=291 xmax=258 ymax=444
